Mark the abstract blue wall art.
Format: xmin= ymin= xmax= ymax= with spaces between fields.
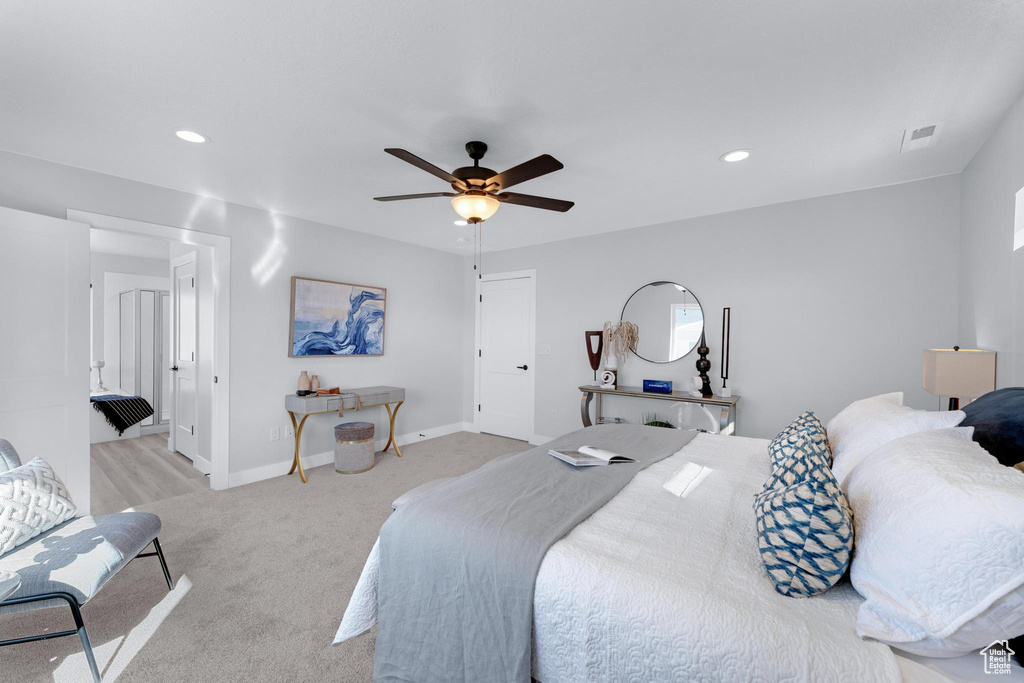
xmin=289 ymin=276 xmax=386 ymax=357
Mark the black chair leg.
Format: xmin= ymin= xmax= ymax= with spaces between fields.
xmin=0 ymin=592 xmax=100 ymax=683
xmin=152 ymin=537 xmax=174 ymax=591
xmin=67 ymin=598 xmax=102 ymax=683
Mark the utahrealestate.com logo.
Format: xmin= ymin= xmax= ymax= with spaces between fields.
xmin=981 ymin=640 xmax=1015 ymax=675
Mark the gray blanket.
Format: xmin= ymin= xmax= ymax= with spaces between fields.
xmin=374 ymin=424 xmax=698 ymax=683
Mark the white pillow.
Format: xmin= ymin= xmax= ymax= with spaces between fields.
xmin=0 ymin=457 xmax=77 ymax=556
xmin=826 ymin=392 xmax=965 ymax=486
xmin=845 ymin=428 xmax=1024 ymax=657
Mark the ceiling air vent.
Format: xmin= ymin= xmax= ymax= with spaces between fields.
xmin=900 ymin=122 xmax=944 ymax=153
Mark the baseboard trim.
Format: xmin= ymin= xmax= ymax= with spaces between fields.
xmin=227 ymin=422 xmax=465 ymax=488
xmin=192 ymin=454 xmax=213 ymax=476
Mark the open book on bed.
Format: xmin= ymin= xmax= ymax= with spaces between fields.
xmin=548 ymin=446 xmax=636 ymax=467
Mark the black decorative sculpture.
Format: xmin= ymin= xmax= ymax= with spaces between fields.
xmin=720 ymin=307 xmax=731 ymax=395
xmin=696 ymin=331 xmax=713 ymax=398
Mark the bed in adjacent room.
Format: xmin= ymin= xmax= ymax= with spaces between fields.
xmin=336 ymin=395 xmax=1024 ymax=683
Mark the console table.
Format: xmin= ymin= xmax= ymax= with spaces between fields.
xmin=579 ymin=384 xmax=740 ymax=435
xmin=285 ymin=386 xmax=405 ymax=483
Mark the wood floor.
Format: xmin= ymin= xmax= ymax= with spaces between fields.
xmin=91 ymin=433 xmax=209 ymax=515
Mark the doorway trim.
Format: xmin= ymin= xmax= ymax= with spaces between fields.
xmin=68 ymin=209 xmax=231 ymax=491
xmin=473 ymin=269 xmax=537 ymax=443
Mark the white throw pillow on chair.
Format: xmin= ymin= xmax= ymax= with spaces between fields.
xmin=0 ymin=457 xmax=77 ymax=556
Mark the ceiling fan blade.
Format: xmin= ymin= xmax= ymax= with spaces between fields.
xmin=496 ymin=192 xmax=574 ymax=212
xmin=373 ymin=192 xmax=456 ymax=202
xmin=384 ymin=149 xmax=466 ymax=190
xmin=486 ymin=154 xmax=564 ymax=190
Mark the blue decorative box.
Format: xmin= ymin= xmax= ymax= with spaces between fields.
xmin=642 ymin=380 xmax=673 ymax=394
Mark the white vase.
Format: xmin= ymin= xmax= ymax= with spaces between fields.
xmin=605 ymin=354 xmax=618 ymax=371
xmin=311 ymin=374 xmax=321 ymax=391
xmin=298 ymin=371 xmax=311 ymax=393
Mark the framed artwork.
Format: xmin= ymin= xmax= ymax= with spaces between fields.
xmin=289 ymin=276 xmax=386 ymax=357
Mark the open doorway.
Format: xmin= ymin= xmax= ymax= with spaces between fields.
xmin=88 ymin=228 xmax=209 ymax=513
xmin=73 ymin=209 xmax=231 ymax=512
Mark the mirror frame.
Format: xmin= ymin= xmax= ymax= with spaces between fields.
xmin=620 ymin=280 xmax=704 ymax=364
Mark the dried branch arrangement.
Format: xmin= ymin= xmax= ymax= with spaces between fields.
xmin=603 ymin=320 xmax=639 ymax=365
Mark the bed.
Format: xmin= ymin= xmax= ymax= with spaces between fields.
xmin=335 ymin=426 xmax=1023 ymax=682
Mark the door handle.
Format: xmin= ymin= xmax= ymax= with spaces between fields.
xmin=516 ymin=365 xmax=528 ymax=371
xmin=171 ymin=365 xmax=179 ymax=372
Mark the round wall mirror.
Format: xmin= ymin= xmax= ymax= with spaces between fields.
xmin=621 ymin=281 xmax=704 ymax=363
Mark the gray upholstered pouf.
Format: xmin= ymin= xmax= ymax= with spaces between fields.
xmin=335 ymin=422 xmax=375 ymax=474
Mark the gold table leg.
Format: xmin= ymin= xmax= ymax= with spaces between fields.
xmin=288 ymin=411 xmax=310 ymax=483
xmin=383 ymin=401 xmax=404 ymax=457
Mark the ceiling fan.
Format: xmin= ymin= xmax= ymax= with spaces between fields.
xmin=374 ymin=141 xmax=574 ymax=224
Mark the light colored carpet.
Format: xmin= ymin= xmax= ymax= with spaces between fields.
xmin=0 ymin=432 xmax=528 ymax=682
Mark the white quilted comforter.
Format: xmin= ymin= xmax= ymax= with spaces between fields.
xmin=337 ymin=433 xmax=945 ymax=681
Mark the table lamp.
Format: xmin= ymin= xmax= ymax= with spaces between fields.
xmin=922 ymin=347 xmax=996 ymax=410
xmin=91 ymin=359 xmax=108 ymax=392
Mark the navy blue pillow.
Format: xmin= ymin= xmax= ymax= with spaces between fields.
xmin=961 ymin=388 xmax=1024 ymax=468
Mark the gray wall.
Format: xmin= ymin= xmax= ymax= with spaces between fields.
xmin=0 ymin=149 xmax=467 ymax=477
xmin=464 ymin=175 xmax=963 ymax=439
xmin=958 ymin=90 xmax=1024 ymax=388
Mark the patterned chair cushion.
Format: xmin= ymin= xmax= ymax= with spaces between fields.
xmin=769 ymin=411 xmax=830 ymax=469
xmin=0 ymin=457 xmax=77 ymax=556
xmin=0 ymin=512 xmax=161 ymax=614
xmin=754 ymin=454 xmax=853 ymax=597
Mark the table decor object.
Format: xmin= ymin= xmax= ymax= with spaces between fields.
xmin=643 ymin=380 xmax=673 ymax=394
xmin=585 ymin=331 xmax=604 ymax=382
xmin=696 ymin=331 xmax=713 ymax=398
xmin=719 ymin=307 xmax=732 ymax=397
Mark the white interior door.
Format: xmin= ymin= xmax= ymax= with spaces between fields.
xmin=478 ymin=275 xmax=534 ymax=441
xmin=170 ymin=254 xmax=197 ymax=460
xmin=0 ymin=206 xmax=90 ymax=511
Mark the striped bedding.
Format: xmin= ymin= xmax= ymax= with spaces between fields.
xmin=90 ymin=395 xmax=155 ymax=435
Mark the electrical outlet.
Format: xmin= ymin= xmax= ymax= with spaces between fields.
xmin=538 ymin=344 xmax=553 ymax=356
xmin=270 ymin=426 xmax=281 ymax=441
xmin=285 ymin=424 xmax=294 ymax=439
xmin=551 ymin=410 xmax=559 ymax=421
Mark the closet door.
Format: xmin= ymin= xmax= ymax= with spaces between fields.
xmin=139 ymin=290 xmax=156 ymax=426
xmin=119 ymin=290 xmax=136 ymax=392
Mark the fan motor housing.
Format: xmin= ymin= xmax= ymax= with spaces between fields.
xmin=452 ymin=165 xmax=497 ymax=189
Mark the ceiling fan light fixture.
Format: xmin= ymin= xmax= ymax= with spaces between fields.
xmin=451 ymin=193 xmax=499 ymax=223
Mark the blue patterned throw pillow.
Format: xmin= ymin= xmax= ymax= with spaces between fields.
xmin=754 ymin=453 xmax=853 ymax=597
xmin=769 ymin=411 xmax=831 ymax=469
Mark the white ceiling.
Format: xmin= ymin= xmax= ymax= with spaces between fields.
xmin=3 ymin=1 xmax=1024 ymax=253
xmin=90 ymin=228 xmax=170 ymax=260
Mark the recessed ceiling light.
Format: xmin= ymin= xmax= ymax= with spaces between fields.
xmin=175 ymin=130 xmax=208 ymax=144
xmin=720 ymin=149 xmax=751 ymax=163
xmin=453 ymin=220 xmax=468 ymax=226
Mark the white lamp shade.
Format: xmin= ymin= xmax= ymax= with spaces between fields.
xmin=922 ymin=349 xmax=996 ymax=399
